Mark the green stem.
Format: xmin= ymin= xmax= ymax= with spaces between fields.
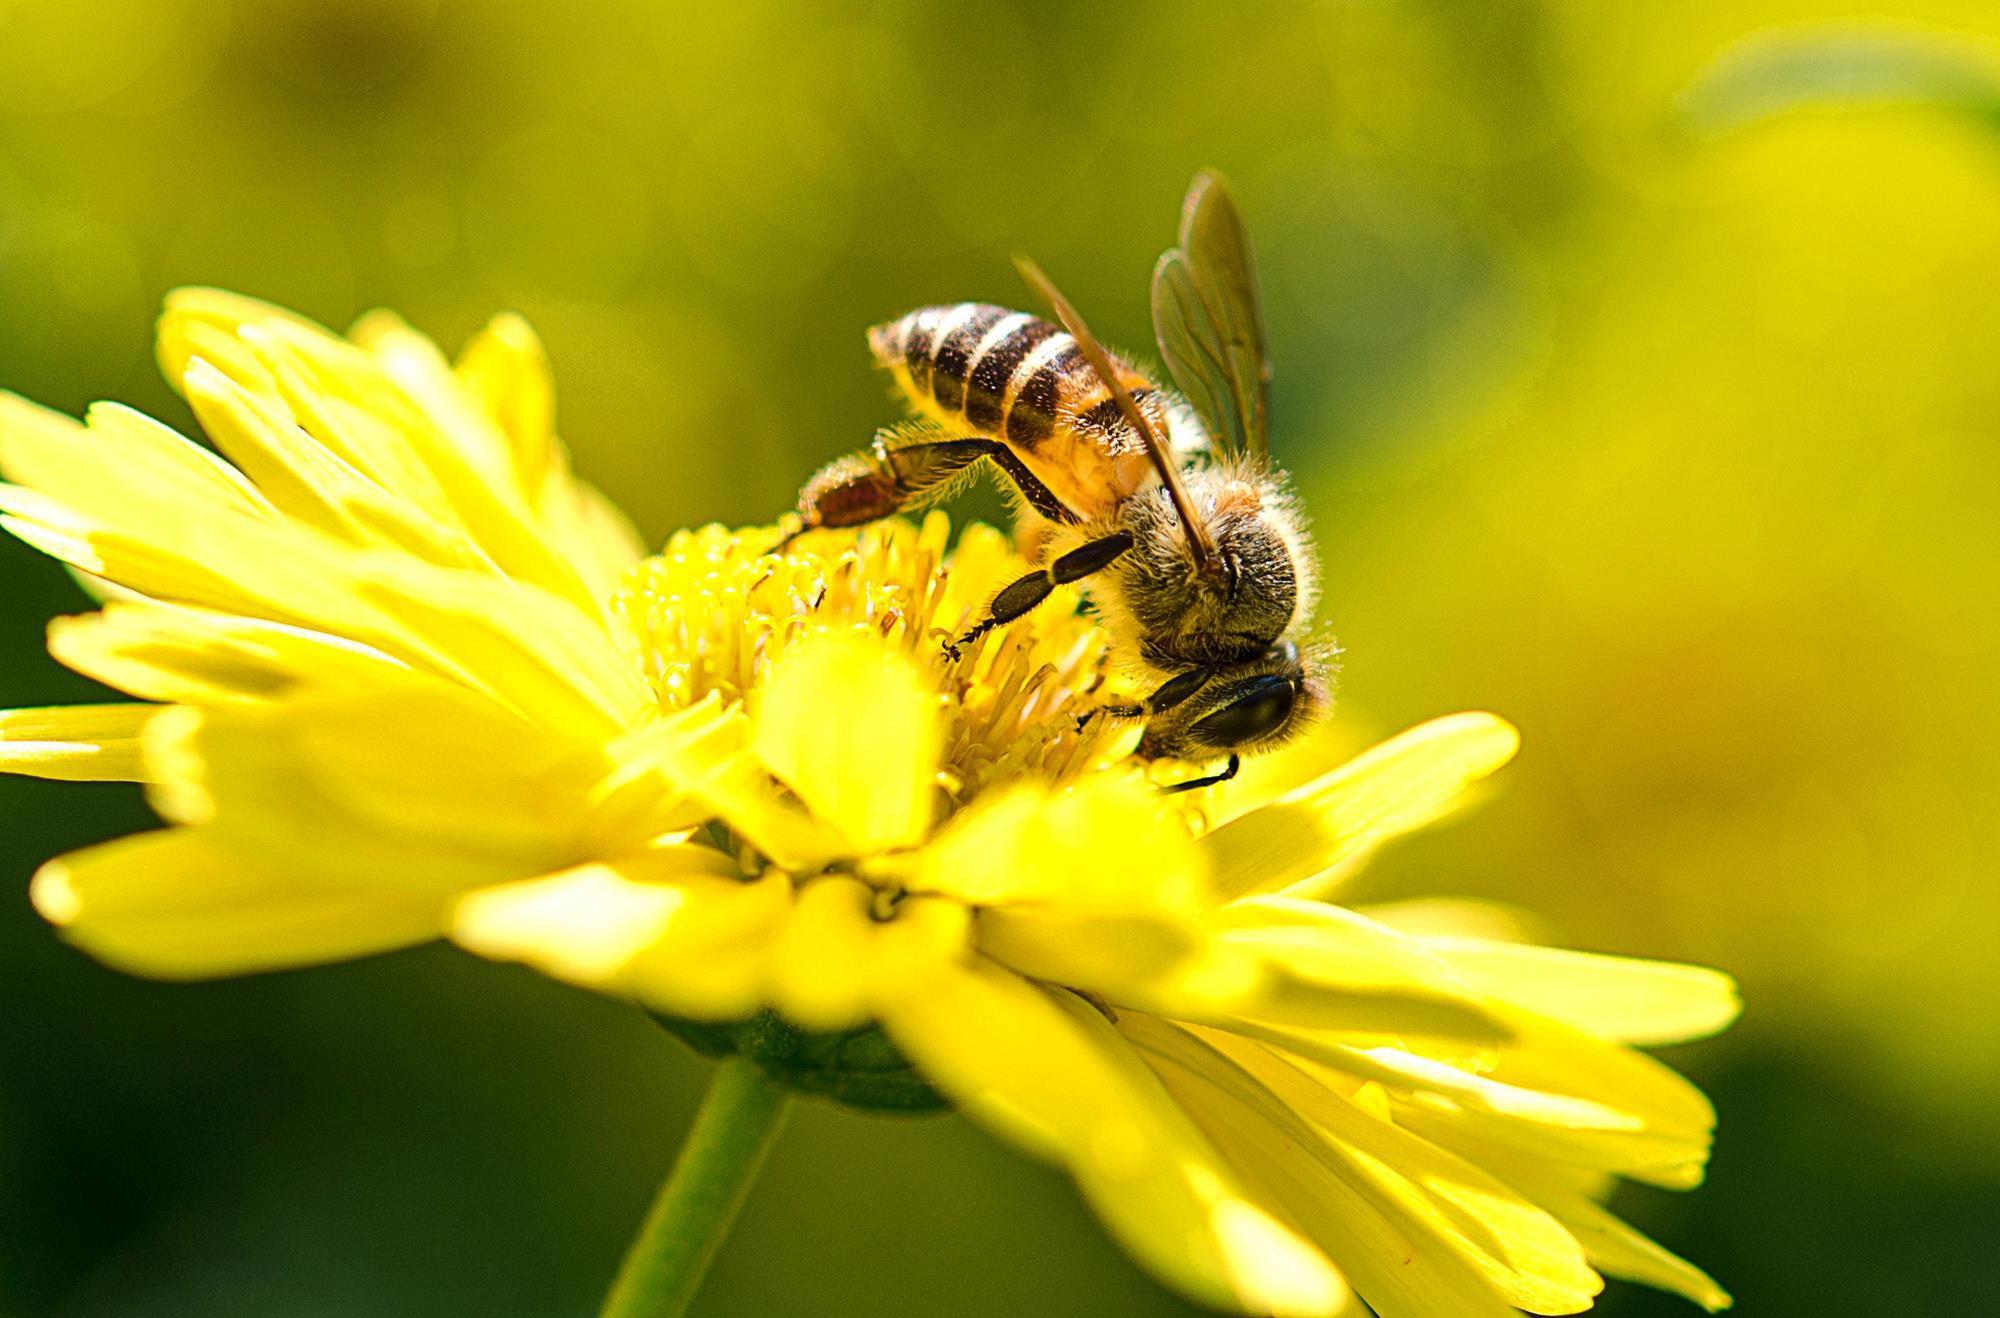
xmin=599 ymin=1056 xmax=791 ymax=1318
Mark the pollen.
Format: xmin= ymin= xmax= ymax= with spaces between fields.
xmin=613 ymin=512 xmax=1126 ymax=805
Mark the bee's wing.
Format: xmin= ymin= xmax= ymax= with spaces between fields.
xmin=1151 ymin=170 xmax=1271 ymax=461
xmin=1015 ymin=255 xmax=1218 ymax=573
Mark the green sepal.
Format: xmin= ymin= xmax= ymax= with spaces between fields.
xmin=648 ymin=1008 xmax=948 ymax=1115
xmin=651 ymin=1012 xmax=738 ymax=1059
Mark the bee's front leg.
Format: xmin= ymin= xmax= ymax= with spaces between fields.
xmin=1074 ymin=700 xmax=1145 ymax=733
xmin=1075 ymin=667 xmax=1210 ymax=733
xmin=950 ymin=531 xmax=1133 ymax=659
xmin=1159 ymin=753 xmax=1241 ymax=793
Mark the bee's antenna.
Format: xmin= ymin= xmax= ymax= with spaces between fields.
xmin=1013 ymin=255 xmax=1217 ymax=574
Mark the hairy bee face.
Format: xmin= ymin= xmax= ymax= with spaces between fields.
xmin=1137 ymin=640 xmax=1331 ymax=760
xmin=1117 ymin=470 xmax=1318 ymax=671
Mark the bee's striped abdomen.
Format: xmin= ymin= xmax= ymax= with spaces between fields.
xmin=869 ymin=298 xmax=1170 ymax=522
xmin=874 ymin=304 xmax=1106 ymax=450
xmin=965 ymin=315 xmax=1052 ymax=430
xmin=867 ymin=303 xmax=1170 ymax=520
xmin=1000 ymin=332 xmax=1074 ymax=447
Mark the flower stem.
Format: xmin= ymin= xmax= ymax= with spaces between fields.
xmin=599 ymin=1056 xmax=790 ymax=1318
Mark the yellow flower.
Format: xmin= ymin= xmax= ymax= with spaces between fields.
xmin=1 ymin=293 xmax=1738 ymax=1318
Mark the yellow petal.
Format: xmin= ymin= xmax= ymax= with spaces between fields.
xmin=454 ymin=862 xmax=707 ymax=982
xmin=1125 ymin=1014 xmax=1530 ymax=1318
xmin=975 ymin=903 xmax=1202 ymax=996
xmin=535 ymin=474 xmax=648 ymax=603
xmin=1207 ymin=897 xmax=1508 ymax=1043
xmin=1224 ymin=1032 xmax=1600 ymax=1318
xmin=1238 ymin=1028 xmax=1643 ymax=1133
xmin=350 ymin=308 xmax=520 ymax=492
xmin=0 ymin=392 xmax=272 ymax=529
xmin=1483 ymin=1006 xmax=1717 ymax=1143
xmin=890 ymin=774 xmax=1212 ymax=1000
xmin=1 ymin=478 xmax=646 ymax=739
xmin=889 ymin=773 xmax=1206 ymax=910
xmin=0 ymin=481 xmax=447 ymax=669
xmin=881 ymin=958 xmax=1348 ymax=1316
xmin=768 ymin=886 xmax=977 ymax=1033
xmin=1537 ymin=1189 xmax=1730 ymax=1311
xmin=1419 ymin=936 xmax=1742 ymax=1046
xmin=49 ymin=602 xmax=414 ymax=706
xmin=142 ymin=687 xmax=633 ymax=893
xmin=1203 ymin=713 xmax=1520 ymax=901
xmin=612 ymin=698 xmax=846 ymax=873
xmin=155 ymin=288 xmax=328 ymax=386
xmin=453 ymin=312 xmax=558 ymax=493
xmin=766 ymin=875 xmax=880 ymax=1031
xmin=867 ymin=893 xmax=974 ymax=996
xmin=1356 ymin=897 xmax=1543 ymax=943
xmin=181 ymin=358 xmax=483 ymax=568
xmin=349 ymin=563 xmax=652 ymax=738
xmin=0 ymin=477 xmax=330 ymax=613
xmin=0 ymin=481 xmax=316 ymax=625
xmin=1392 ymin=1100 xmax=1709 ymax=1194
xmin=348 ymin=310 xmax=616 ymax=615
xmin=161 ymin=291 xmax=620 ymax=620
xmin=989 ymin=915 xmax=1503 ymax=1051
xmin=753 ymin=630 xmax=938 ymax=851
xmin=1384 ymin=1005 xmax=1719 ymax=1191
xmin=0 ymin=704 xmax=154 ymax=782
xmin=33 ymin=828 xmax=445 ymax=978
xmin=1432 ymin=1133 xmax=1732 ymax=1311
xmin=451 ymin=310 xmax=644 ymax=602
xmin=159 ymin=293 xmax=464 ymax=529
xmin=1199 ymin=1026 xmax=1605 ymax=1315
xmin=451 ymin=853 xmax=786 ymax=1020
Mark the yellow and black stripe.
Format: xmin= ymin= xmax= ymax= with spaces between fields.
xmin=869 ymin=303 xmax=1161 ymax=453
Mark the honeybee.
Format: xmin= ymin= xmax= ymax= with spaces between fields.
xmin=794 ymin=171 xmax=1330 ymax=789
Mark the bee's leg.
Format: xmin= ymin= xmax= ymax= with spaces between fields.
xmin=1160 ymin=753 xmax=1241 ymax=794
xmin=793 ymin=437 xmax=961 ymax=537
xmin=1076 ymin=667 xmax=1211 ymax=733
xmin=793 ymin=438 xmax=1075 ymax=546
xmin=1075 ymin=702 xmax=1142 ymax=732
xmin=976 ymin=444 xmax=1078 ymax=526
xmin=1075 ymin=698 xmax=1144 ymax=733
xmin=949 ymin=531 xmax=1133 ymax=658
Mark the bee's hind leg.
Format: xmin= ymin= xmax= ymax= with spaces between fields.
xmin=950 ymin=531 xmax=1133 ymax=660
xmin=789 ymin=439 xmax=927 ymax=546
xmin=788 ymin=436 xmax=1076 ymax=551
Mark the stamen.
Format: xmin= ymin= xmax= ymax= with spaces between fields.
xmin=615 ymin=514 xmax=1120 ymax=806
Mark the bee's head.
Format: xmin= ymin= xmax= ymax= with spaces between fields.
xmin=1125 ymin=470 xmax=1319 ymax=666
xmin=1139 ymin=639 xmax=1334 ymax=760
xmin=1208 ymin=503 xmax=1311 ymax=643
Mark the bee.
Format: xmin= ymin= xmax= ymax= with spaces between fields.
xmin=794 ymin=171 xmax=1330 ymax=789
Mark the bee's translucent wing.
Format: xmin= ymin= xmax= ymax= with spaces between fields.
xmin=1015 ymin=255 xmax=1218 ymax=573
xmin=1151 ymin=170 xmax=1271 ymax=461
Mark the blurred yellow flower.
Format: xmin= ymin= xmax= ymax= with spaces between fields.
xmin=0 ymin=294 xmax=1737 ymax=1317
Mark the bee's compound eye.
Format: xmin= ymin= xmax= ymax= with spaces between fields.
xmin=1189 ymin=674 xmax=1297 ymax=749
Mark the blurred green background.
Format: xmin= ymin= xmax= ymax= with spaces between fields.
xmin=4 ymin=1 xmax=1999 ymax=1314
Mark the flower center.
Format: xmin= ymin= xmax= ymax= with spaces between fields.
xmin=613 ymin=513 xmax=1125 ymax=806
